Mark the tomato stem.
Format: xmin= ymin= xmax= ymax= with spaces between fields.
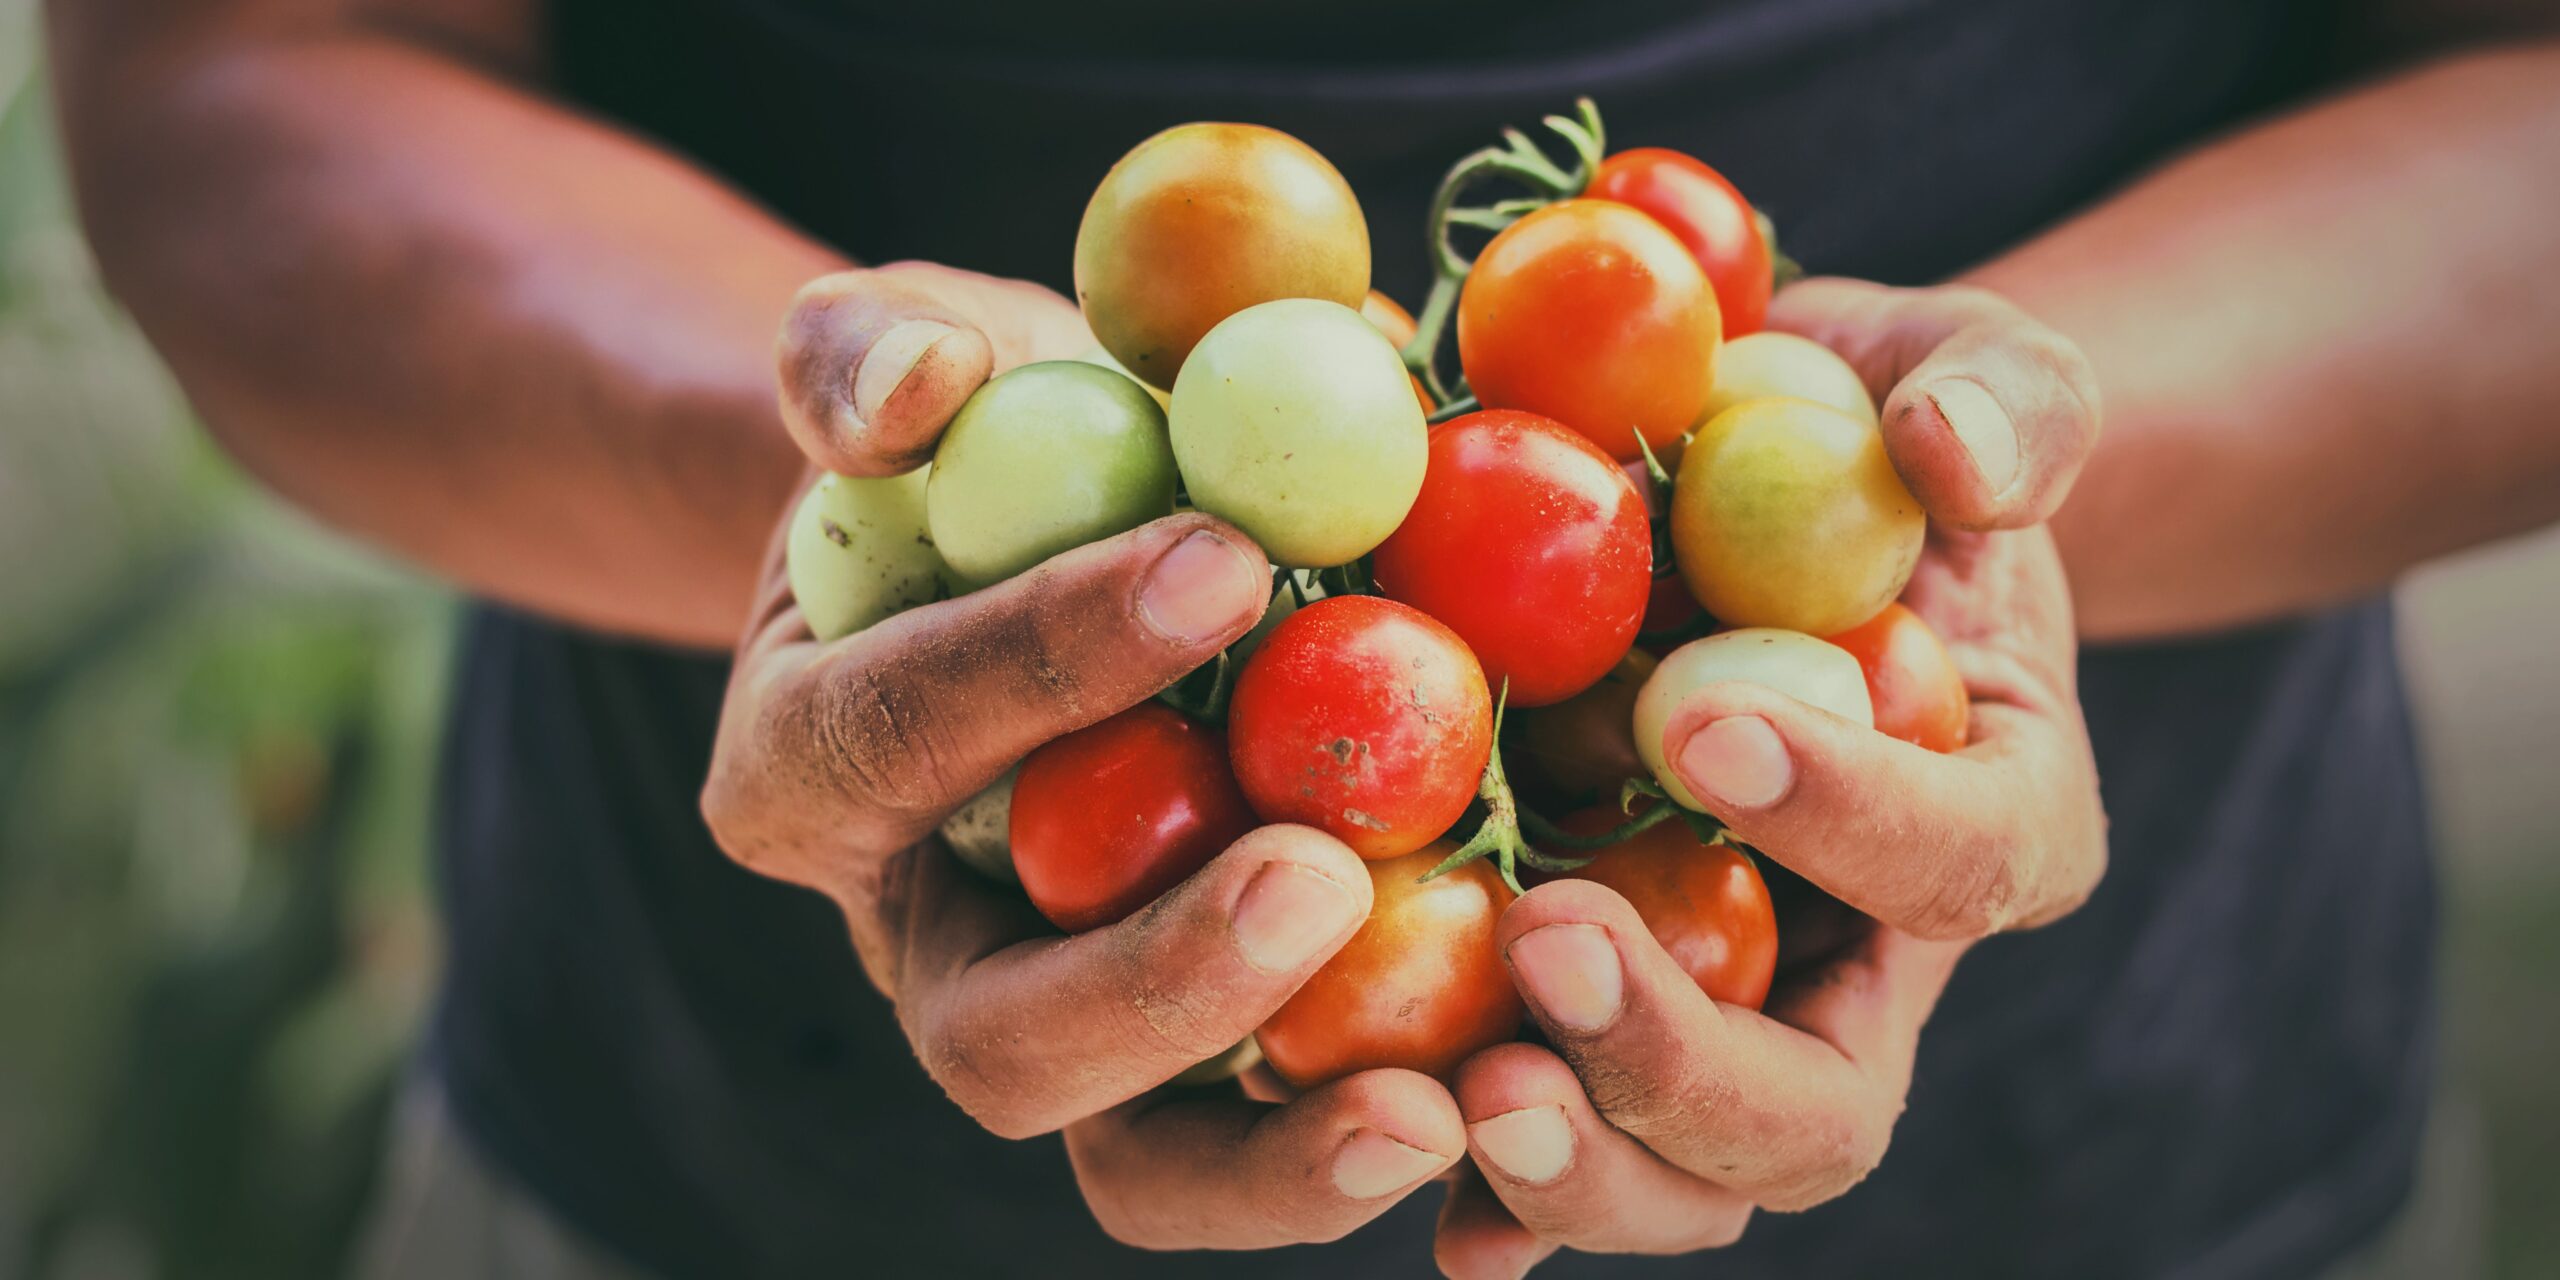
xmin=1399 ymin=98 xmax=1608 ymax=409
xmin=1516 ymin=800 xmax=1677 ymax=851
xmin=1755 ymin=208 xmax=1804 ymax=292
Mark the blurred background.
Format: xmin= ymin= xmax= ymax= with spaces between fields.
xmin=0 ymin=3 xmax=2553 ymax=1276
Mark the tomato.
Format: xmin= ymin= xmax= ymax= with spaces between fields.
xmin=1670 ymin=397 xmax=1923 ymax=635
xmin=1372 ymin=410 xmax=1651 ymax=706
xmin=1010 ymin=703 xmax=1258 ymax=933
xmin=928 ymin=361 xmax=1176 ymax=586
xmin=1701 ymin=332 xmax=1876 ymax=427
xmin=1359 ymin=290 xmax=1436 ymax=414
xmin=1076 ymin=123 xmax=1369 ymax=389
xmin=939 ymin=769 xmax=1018 ymax=885
xmin=1457 ymin=199 xmax=1721 ymax=462
xmin=1257 ymin=844 xmax=1522 ymax=1087
xmin=1170 ymin=299 xmax=1427 ymax=569
xmin=1634 ymin=628 xmax=1873 ymax=811
xmin=1640 ymin=573 xmax=1707 ymax=648
xmin=1823 ymin=602 xmax=1970 ymax=754
xmin=1587 ymin=147 xmax=1772 ymax=337
xmin=786 ymin=469 xmax=946 ymax=641
xmin=1228 ymin=596 xmax=1491 ymax=859
xmin=1551 ymin=807 xmax=1777 ymax=1009
xmin=1512 ymin=648 xmax=1655 ymax=804
xmin=1074 ymin=344 xmax=1172 ymax=411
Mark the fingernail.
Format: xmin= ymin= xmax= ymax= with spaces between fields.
xmin=1926 ymin=378 xmax=2019 ymax=495
xmin=1470 ymin=1106 xmax=1574 ymax=1185
xmin=1331 ymin=1128 xmax=1445 ymax=1200
xmin=1674 ymin=715 xmax=1792 ymax=811
xmin=1232 ymin=862 xmax=1357 ymax=973
xmin=1139 ymin=530 xmax=1265 ymax=646
xmin=1507 ymin=924 xmax=1623 ymax=1033
xmin=851 ymin=320 xmax=959 ymax=426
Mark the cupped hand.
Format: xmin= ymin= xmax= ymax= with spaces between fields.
xmin=1437 ymin=279 xmax=2109 ymax=1276
xmin=702 ymin=263 xmax=1466 ymax=1251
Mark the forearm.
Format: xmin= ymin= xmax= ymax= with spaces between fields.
xmin=1967 ymin=42 xmax=2560 ymax=641
xmin=50 ymin=4 xmax=836 ymax=647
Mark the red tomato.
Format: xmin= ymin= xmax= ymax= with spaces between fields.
xmin=1457 ymin=199 xmax=1722 ymax=462
xmin=1588 ymin=148 xmax=1773 ymax=337
xmin=1229 ymin=596 xmax=1493 ymax=859
xmin=1372 ymin=410 xmax=1651 ymax=707
xmin=1512 ymin=649 xmax=1656 ymax=804
xmin=1258 ymin=844 xmax=1522 ymax=1087
xmin=1553 ymin=807 xmax=1777 ymax=1009
xmin=1822 ymin=602 xmax=1970 ymax=754
xmin=1010 ymin=703 xmax=1257 ymax=932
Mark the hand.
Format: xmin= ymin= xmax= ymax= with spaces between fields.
xmin=703 ymin=263 xmax=1468 ymax=1251
xmin=1435 ymin=279 xmax=2109 ymax=1276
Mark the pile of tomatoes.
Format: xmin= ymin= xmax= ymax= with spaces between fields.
xmin=787 ymin=101 xmax=1972 ymax=1090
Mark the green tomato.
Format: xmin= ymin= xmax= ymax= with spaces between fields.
xmin=1170 ymin=298 xmax=1426 ymax=569
xmin=1633 ymin=628 xmax=1873 ymax=811
xmin=786 ymin=468 xmax=945 ymax=641
xmin=1075 ymin=344 xmax=1172 ymax=412
xmin=1670 ymin=396 xmax=1924 ymax=635
xmin=939 ymin=768 xmax=1018 ymax=885
xmin=928 ymin=360 xmax=1178 ymax=586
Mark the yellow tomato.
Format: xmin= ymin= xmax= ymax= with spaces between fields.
xmin=1700 ymin=332 xmax=1877 ymax=427
xmin=1670 ymin=397 xmax=1923 ymax=634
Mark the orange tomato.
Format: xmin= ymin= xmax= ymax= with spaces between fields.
xmin=1823 ymin=602 xmax=1971 ymax=754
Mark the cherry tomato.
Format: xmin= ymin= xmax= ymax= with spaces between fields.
xmin=1360 ymin=289 xmax=1436 ymax=414
xmin=1671 ymin=397 xmax=1924 ymax=635
xmin=1702 ymin=331 xmax=1876 ymax=427
xmin=1228 ymin=596 xmax=1491 ymax=860
xmin=1823 ymin=602 xmax=1970 ymax=754
xmin=1513 ymin=649 xmax=1655 ymax=804
xmin=1010 ymin=703 xmax=1257 ymax=933
xmin=786 ymin=469 xmax=945 ymax=641
xmin=929 ymin=360 xmax=1177 ymax=586
xmin=1634 ymin=628 xmax=1873 ymax=811
xmin=1457 ymin=199 xmax=1721 ymax=462
xmin=1640 ymin=573 xmax=1707 ymax=648
xmin=1588 ymin=147 xmax=1772 ymax=337
xmin=1257 ymin=844 xmax=1522 ymax=1087
xmin=1076 ymin=123 xmax=1369 ymax=389
xmin=1552 ymin=807 xmax=1777 ymax=1009
xmin=1372 ymin=410 xmax=1651 ymax=707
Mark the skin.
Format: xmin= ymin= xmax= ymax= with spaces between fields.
xmin=46 ymin=0 xmax=2560 ymax=1269
xmin=1548 ymin=812 xmax=1779 ymax=1010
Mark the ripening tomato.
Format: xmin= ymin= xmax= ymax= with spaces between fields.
xmin=1512 ymin=648 xmax=1656 ymax=804
xmin=1671 ymin=397 xmax=1924 ymax=635
xmin=1009 ymin=703 xmax=1258 ymax=933
xmin=1228 ymin=596 xmax=1492 ymax=860
xmin=1257 ymin=844 xmax=1522 ymax=1087
xmin=1372 ymin=410 xmax=1651 ymax=706
xmin=1171 ymin=299 xmax=1428 ymax=569
xmin=1360 ymin=290 xmax=1435 ymax=414
xmin=1634 ymin=628 xmax=1874 ymax=811
xmin=1458 ymin=199 xmax=1721 ymax=462
xmin=1824 ymin=602 xmax=1970 ymax=754
xmin=1587 ymin=148 xmax=1772 ymax=337
xmin=1551 ymin=807 xmax=1778 ymax=1009
xmin=1075 ymin=123 xmax=1369 ymax=389
xmin=1701 ymin=332 xmax=1876 ymax=427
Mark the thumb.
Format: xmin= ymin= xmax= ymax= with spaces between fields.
xmin=776 ymin=268 xmax=997 ymax=476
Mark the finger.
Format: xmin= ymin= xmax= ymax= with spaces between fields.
xmin=1063 ymin=1068 xmax=1465 ymax=1250
xmin=1432 ymin=1166 xmax=1557 ymax=1280
xmin=1768 ymin=278 xmax=2100 ymax=531
xmin=710 ymin=512 xmax=1269 ymax=860
xmin=1452 ymin=1041 xmax=1754 ymax=1253
xmin=894 ymin=825 xmax=1376 ymax=1139
xmin=776 ymin=267 xmax=998 ymax=475
xmin=1497 ymin=880 xmax=1956 ymax=1210
xmin=1653 ymin=669 xmax=2103 ymax=939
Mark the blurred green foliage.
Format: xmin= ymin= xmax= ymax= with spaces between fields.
xmin=0 ymin=28 xmax=453 ymax=1280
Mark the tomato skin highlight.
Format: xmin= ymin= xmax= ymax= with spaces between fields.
xmin=1257 ymin=844 xmax=1522 ymax=1088
xmin=1373 ymin=410 xmax=1652 ymax=707
xmin=1588 ymin=147 xmax=1773 ymax=337
xmin=1228 ymin=596 xmax=1492 ymax=860
xmin=1550 ymin=807 xmax=1778 ymax=1009
xmin=1823 ymin=602 xmax=1971 ymax=754
xmin=1009 ymin=704 xmax=1257 ymax=933
xmin=1075 ymin=123 xmax=1369 ymax=389
xmin=1457 ymin=199 xmax=1722 ymax=462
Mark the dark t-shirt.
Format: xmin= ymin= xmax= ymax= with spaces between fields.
xmin=427 ymin=1 xmax=2437 ymax=1275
